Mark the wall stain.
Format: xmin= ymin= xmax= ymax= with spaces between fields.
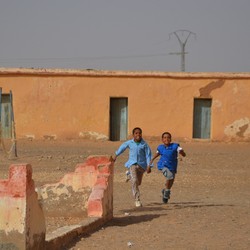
xmin=199 ymin=80 xmax=225 ymax=97
xmin=236 ymin=124 xmax=249 ymax=137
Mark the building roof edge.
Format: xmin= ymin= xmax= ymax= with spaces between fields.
xmin=0 ymin=67 xmax=250 ymax=79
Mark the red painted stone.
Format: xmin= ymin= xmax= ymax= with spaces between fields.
xmin=0 ymin=164 xmax=34 ymax=198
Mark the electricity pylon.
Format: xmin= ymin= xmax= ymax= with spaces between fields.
xmin=169 ymin=30 xmax=196 ymax=72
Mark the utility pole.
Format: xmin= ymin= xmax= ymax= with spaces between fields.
xmin=169 ymin=30 xmax=196 ymax=72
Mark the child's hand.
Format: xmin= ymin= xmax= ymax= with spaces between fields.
xmin=110 ymin=155 xmax=116 ymax=162
xmin=146 ymin=166 xmax=151 ymax=174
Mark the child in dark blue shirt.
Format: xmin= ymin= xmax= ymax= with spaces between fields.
xmin=150 ymin=132 xmax=186 ymax=203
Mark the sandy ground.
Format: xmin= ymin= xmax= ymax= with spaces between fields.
xmin=0 ymin=139 xmax=249 ymax=250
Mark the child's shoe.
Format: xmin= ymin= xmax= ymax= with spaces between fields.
xmin=125 ymin=170 xmax=131 ymax=182
xmin=135 ymin=200 xmax=142 ymax=207
xmin=162 ymin=189 xmax=171 ymax=203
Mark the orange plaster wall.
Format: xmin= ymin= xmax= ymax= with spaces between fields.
xmin=0 ymin=68 xmax=249 ymax=141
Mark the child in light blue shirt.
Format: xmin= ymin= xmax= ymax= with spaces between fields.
xmin=112 ymin=127 xmax=152 ymax=207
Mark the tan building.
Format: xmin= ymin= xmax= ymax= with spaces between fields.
xmin=0 ymin=68 xmax=249 ymax=142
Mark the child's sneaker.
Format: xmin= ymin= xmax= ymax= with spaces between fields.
xmin=135 ymin=200 xmax=142 ymax=207
xmin=125 ymin=170 xmax=131 ymax=182
xmin=162 ymin=189 xmax=171 ymax=203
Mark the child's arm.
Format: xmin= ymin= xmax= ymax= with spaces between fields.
xmin=111 ymin=141 xmax=129 ymax=162
xmin=149 ymin=152 xmax=160 ymax=165
xmin=146 ymin=165 xmax=151 ymax=173
xmin=145 ymin=144 xmax=153 ymax=173
xmin=147 ymin=152 xmax=159 ymax=173
xmin=179 ymin=149 xmax=186 ymax=157
xmin=177 ymin=145 xmax=186 ymax=158
xmin=111 ymin=155 xmax=117 ymax=162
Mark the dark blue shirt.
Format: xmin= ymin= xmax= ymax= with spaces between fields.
xmin=156 ymin=143 xmax=180 ymax=173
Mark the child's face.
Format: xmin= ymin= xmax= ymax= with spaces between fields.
xmin=133 ymin=129 xmax=142 ymax=142
xmin=162 ymin=133 xmax=171 ymax=145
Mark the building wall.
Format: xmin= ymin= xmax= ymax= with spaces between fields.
xmin=0 ymin=68 xmax=249 ymax=141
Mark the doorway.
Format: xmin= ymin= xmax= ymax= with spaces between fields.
xmin=193 ymin=98 xmax=212 ymax=139
xmin=110 ymin=98 xmax=128 ymax=141
xmin=0 ymin=90 xmax=12 ymax=139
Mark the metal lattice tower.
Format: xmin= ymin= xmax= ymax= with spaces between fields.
xmin=169 ymin=30 xmax=196 ymax=72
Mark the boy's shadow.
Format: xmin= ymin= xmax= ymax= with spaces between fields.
xmin=106 ymin=213 xmax=161 ymax=227
xmin=148 ymin=201 xmax=234 ymax=210
xmin=107 ymin=201 xmax=235 ymax=228
xmin=119 ymin=204 xmax=167 ymax=214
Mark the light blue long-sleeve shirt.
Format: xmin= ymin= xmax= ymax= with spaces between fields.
xmin=115 ymin=139 xmax=152 ymax=170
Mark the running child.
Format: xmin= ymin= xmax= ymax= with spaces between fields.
xmin=149 ymin=132 xmax=186 ymax=203
xmin=112 ymin=127 xmax=152 ymax=207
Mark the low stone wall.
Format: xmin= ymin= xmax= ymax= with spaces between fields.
xmin=87 ymin=155 xmax=114 ymax=218
xmin=0 ymin=155 xmax=114 ymax=249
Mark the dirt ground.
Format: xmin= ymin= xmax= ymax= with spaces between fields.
xmin=0 ymin=139 xmax=249 ymax=250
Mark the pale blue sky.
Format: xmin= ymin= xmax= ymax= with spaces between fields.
xmin=0 ymin=0 xmax=249 ymax=72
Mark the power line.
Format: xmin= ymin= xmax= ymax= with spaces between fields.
xmin=0 ymin=52 xmax=171 ymax=64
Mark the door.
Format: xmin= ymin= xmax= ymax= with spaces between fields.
xmin=110 ymin=98 xmax=128 ymax=141
xmin=193 ymin=98 xmax=212 ymax=139
xmin=0 ymin=93 xmax=12 ymax=139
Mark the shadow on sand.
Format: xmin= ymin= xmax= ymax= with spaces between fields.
xmin=106 ymin=213 xmax=161 ymax=227
xmin=66 ymin=201 xmax=235 ymax=248
xmin=119 ymin=201 xmax=234 ymax=214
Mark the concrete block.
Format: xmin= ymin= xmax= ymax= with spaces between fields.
xmin=0 ymin=164 xmax=46 ymax=250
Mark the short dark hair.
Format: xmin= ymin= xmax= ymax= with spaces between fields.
xmin=132 ymin=127 xmax=142 ymax=134
xmin=162 ymin=132 xmax=171 ymax=138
